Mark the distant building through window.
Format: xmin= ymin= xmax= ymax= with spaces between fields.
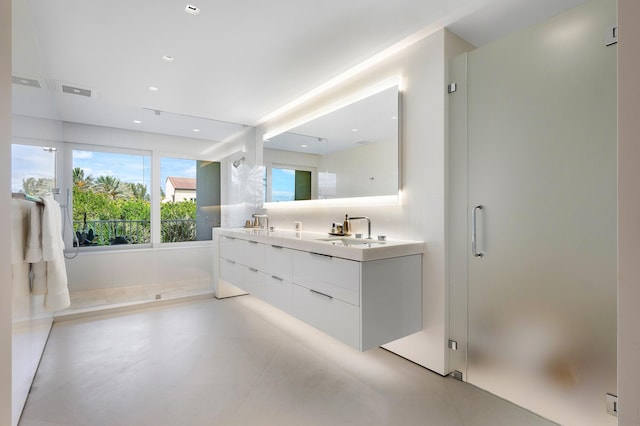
xmin=165 ymin=176 xmax=196 ymax=202
xmin=160 ymin=158 xmax=221 ymax=242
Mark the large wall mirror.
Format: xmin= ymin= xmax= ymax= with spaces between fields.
xmin=262 ymin=82 xmax=400 ymax=203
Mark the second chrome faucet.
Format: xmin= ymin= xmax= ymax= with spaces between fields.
xmin=348 ymin=216 xmax=372 ymax=239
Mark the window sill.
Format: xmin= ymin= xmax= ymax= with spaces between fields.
xmin=66 ymin=240 xmax=212 ymax=256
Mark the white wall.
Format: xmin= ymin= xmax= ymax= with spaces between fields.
xmin=256 ymin=29 xmax=473 ymax=375
xmin=618 ymin=0 xmax=640 ymax=424
xmin=220 ymin=126 xmax=262 ymax=228
xmin=66 ymin=245 xmax=212 ymax=293
xmin=1 ymin=0 xmax=14 ymax=423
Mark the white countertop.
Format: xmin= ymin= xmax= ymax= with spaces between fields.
xmin=215 ymin=228 xmax=424 ymax=262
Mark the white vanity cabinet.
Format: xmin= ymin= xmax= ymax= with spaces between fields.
xmin=264 ymin=244 xmax=293 ymax=281
xmin=214 ymin=229 xmax=423 ymax=351
xmin=262 ymin=244 xmax=294 ymax=313
xmin=292 ymin=251 xmax=421 ymax=351
xmin=218 ymin=235 xmax=266 ymax=298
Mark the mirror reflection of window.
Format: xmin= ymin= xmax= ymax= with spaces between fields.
xmin=318 ymin=172 xmax=337 ymax=199
xmin=11 ymin=144 xmax=57 ymax=197
xmin=271 ymin=167 xmax=312 ymax=202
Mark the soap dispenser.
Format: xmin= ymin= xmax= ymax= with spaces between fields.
xmin=343 ymin=214 xmax=350 ymax=235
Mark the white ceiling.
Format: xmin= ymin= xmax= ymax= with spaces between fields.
xmin=12 ymin=0 xmax=588 ymax=142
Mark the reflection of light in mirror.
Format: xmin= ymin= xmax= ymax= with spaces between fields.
xmin=264 ymin=194 xmax=398 ymax=209
xmin=318 ymin=172 xmax=337 ymax=198
xmin=262 ymin=75 xmax=400 ymax=141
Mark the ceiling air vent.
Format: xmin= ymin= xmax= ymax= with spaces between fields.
xmin=55 ymin=81 xmax=96 ymax=98
xmin=12 ymin=76 xmax=42 ymax=88
xmin=62 ymin=85 xmax=92 ymax=97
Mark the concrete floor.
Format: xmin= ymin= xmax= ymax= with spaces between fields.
xmin=19 ymin=296 xmax=554 ymax=426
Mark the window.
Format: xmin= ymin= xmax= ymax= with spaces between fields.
xmin=11 ymin=144 xmax=57 ymax=197
xmin=72 ymin=149 xmax=150 ymax=246
xmin=270 ymin=166 xmax=312 ymax=202
xmin=160 ymin=157 xmax=220 ymax=243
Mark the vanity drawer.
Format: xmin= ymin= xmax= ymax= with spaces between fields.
xmin=263 ymin=274 xmax=293 ymax=314
xmin=219 ymin=258 xmax=244 ymax=289
xmin=292 ymin=251 xmax=360 ymax=306
xmin=292 ymin=283 xmax=360 ymax=349
xmin=236 ymin=238 xmax=265 ymax=271
xmin=264 ymin=244 xmax=293 ymax=281
xmin=219 ymin=235 xmax=243 ymax=263
xmin=242 ymin=267 xmax=265 ymax=298
xmin=220 ymin=236 xmax=265 ymax=270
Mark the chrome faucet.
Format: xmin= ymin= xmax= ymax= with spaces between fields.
xmin=349 ymin=216 xmax=372 ymax=239
xmin=252 ymin=214 xmax=269 ymax=230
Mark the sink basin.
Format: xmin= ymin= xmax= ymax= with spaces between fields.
xmin=316 ymin=237 xmax=381 ymax=246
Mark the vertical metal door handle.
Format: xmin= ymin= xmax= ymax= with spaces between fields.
xmin=472 ymin=205 xmax=483 ymax=258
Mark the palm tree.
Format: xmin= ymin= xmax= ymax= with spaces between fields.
xmin=128 ymin=183 xmax=149 ymax=200
xmin=72 ymin=167 xmax=95 ymax=191
xmin=95 ymin=175 xmax=126 ymax=200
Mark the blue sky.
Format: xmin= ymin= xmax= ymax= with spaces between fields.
xmin=11 ymin=144 xmax=197 ymax=194
xmin=271 ymin=167 xmax=295 ymax=202
xmin=73 ymin=150 xmax=151 ymax=189
xmin=73 ymin=150 xmax=196 ymax=193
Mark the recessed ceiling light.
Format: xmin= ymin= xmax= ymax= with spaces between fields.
xmin=301 ymin=144 xmax=308 ymax=148
xmin=133 ymin=120 xmax=142 ymax=124
xmin=162 ymin=55 xmax=175 ymax=63
xmin=148 ymin=86 xmax=159 ymax=92
xmin=185 ymin=4 xmax=200 ymax=15
xmin=391 ymin=116 xmax=398 ymax=120
xmin=193 ymin=128 xmax=200 ymax=132
xmin=351 ymin=128 xmax=359 ymax=132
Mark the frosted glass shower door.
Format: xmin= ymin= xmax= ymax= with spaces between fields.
xmin=462 ymin=1 xmax=617 ymax=425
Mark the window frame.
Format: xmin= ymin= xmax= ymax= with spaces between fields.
xmin=154 ymin=152 xmax=220 ymax=247
xmin=66 ymin=143 xmax=153 ymax=251
xmin=61 ymin=144 xmax=219 ymax=252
